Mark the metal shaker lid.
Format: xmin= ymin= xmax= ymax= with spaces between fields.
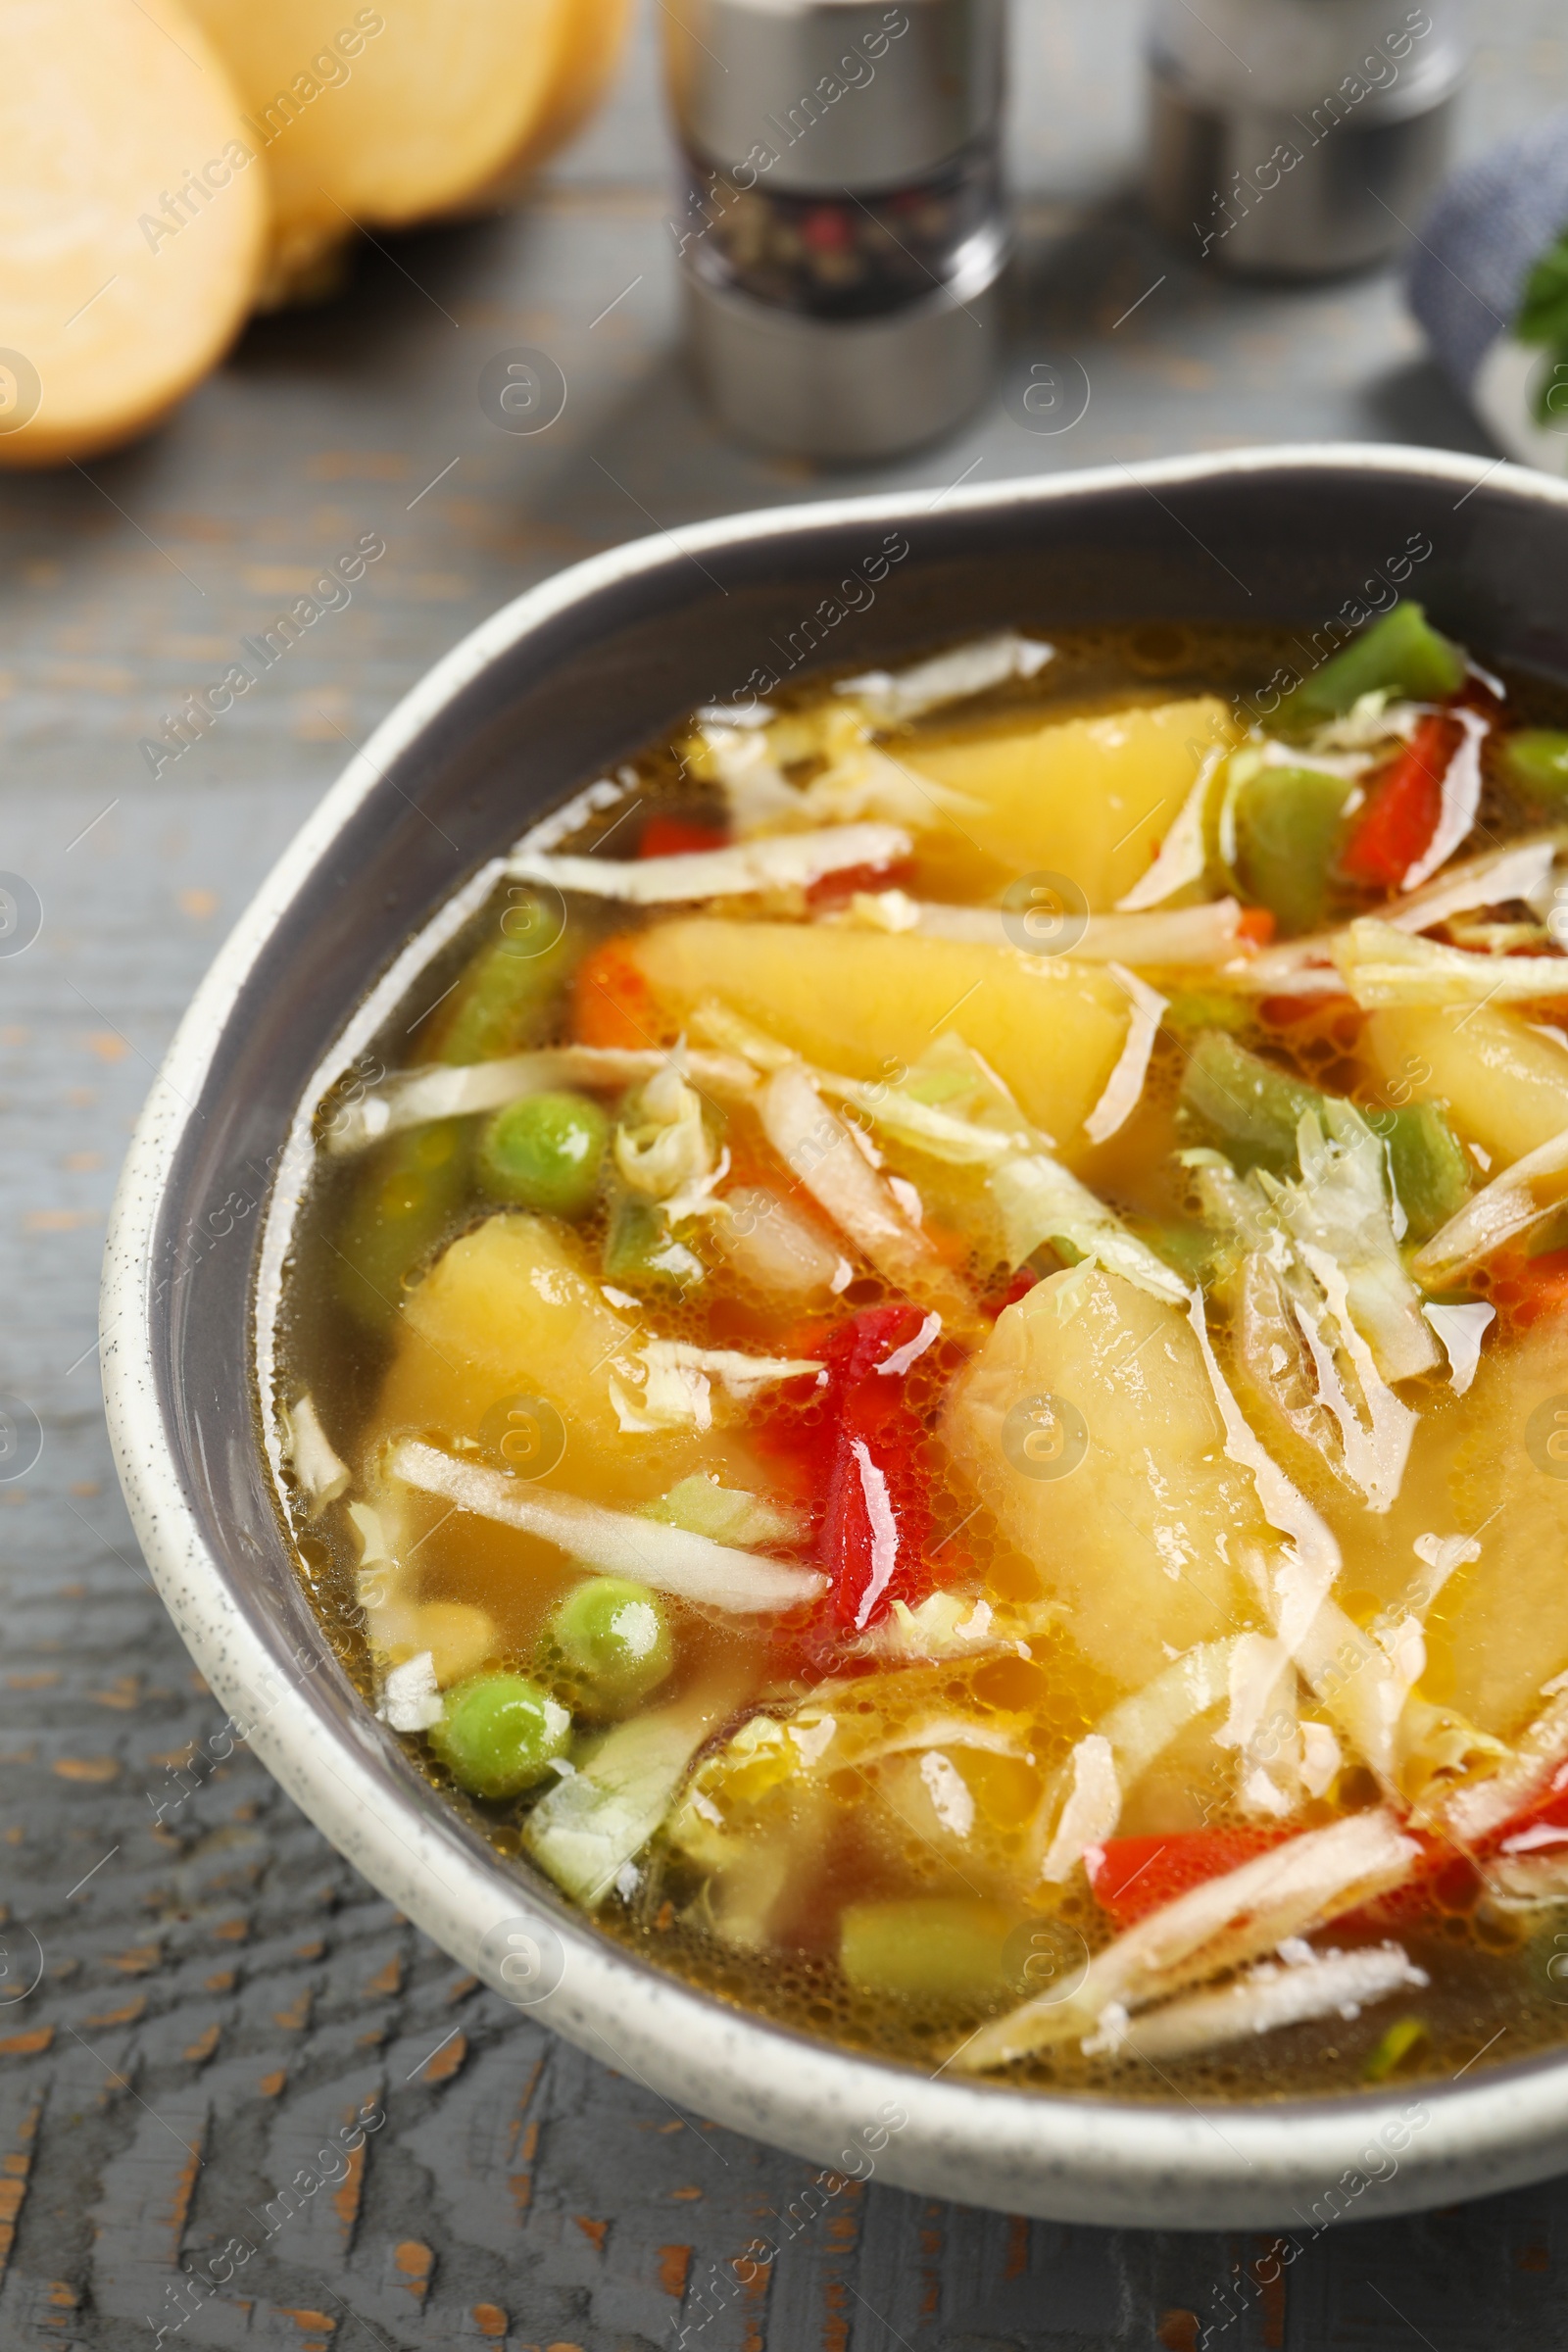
xmin=662 ymin=0 xmax=1004 ymax=194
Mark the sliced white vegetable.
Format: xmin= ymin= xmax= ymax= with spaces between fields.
xmin=1411 ymin=1530 xmax=1483 ymax=1614
xmin=1089 ymin=1941 xmax=1426 ymax=2061
xmin=758 ymin=1063 xmax=968 ymax=1312
xmin=614 ymin=1045 xmax=717 ymax=1203
xmin=1269 ymin=1105 xmax=1437 ymax=1383
xmin=711 ymin=1185 xmax=853 ymax=1298
xmin=1300 ymin=1721 xmax=1343 ymax=1797
xmin=388 ymin=1439 xmax=824 ymax=1614
xmin=1444 ymin=1680 xmax=1568 ymax=1846
xmin=1041 ymin=1734 xmax=1122 ymax=1882
xmin=858 ymin=1592 xmax=1007 ymax=1661
xmin=628 ymin=1338 xmax=822 ymax=1433
xmin=836 ymin=632 xmax=1054 ymax=724
xmin=993 ymin=1155 xmax=1189 ymax=1299
xmin=1388 ymin=837 xmax=1559 ymax=934
xmin=955 ymin=1809 xmax=1419 ymax=2069
xmin=1094 ymin=1642 xmax=1237 ymax=1790
xmin=1334 ymin=918 xmax=1568 ymax=1009
xmin=325 ymin=1045 xmax=757 ymax=1156
xmin=1115 ymin=744 xmax=1227 ymax=909
xmin=1398 ymin=710 xmax=1489 ymax=891
xmin=1423 ymin=1301 xmax=1495 ymax=1395
xmin=507 ymin=822 xmax=911 ymax=906
xmin=378 ymin=1651 xmax=442 ymax=1735
xmin=906 ymin=897 xmax=1255 ymax=965
xmin=523 ymin=1694 xmax=726 ymax=1909
xmin=1185 ymin=1292 xmax=1343 ymax=1598
xmin=1411 ymin=1126 xmax=1568 ymax=1288
xmin=1083 ymin=964 xmax=1168 ymax=1146
xmin=1305 ymin=692 xmax=1422 ymax=755
xmin=280 ymin=1393 xmax=350 ymax=1514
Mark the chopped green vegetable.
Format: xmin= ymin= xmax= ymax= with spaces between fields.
xmin=1178 ymin=1032 xmax=1324 ymax=1178
xmin=603 ymin=1193 xmax=706 ymax=1293
xmin=333 ymin=1117 xmax=468 ymax=1331
xmin=1162 ymin=989 xmax=1255 ymax=1040
xmin=545 ymin=1577 xmax=672 ymax=1710
xmin=1233 ymin=764 xmax=1357 ymax=934
xmin=840 ymin=1897 xmax=1017 ymax=1999
xmin=641 ymin=1473 xmax=805 ymax=1548
xmin=1362 ymin=2015 xmax=1429 ymax=2082
xmin=522 ymin=1695 xmax=720 ymax=1908
xmin=428 ymin=1672 xmax=571 ymax=1799
xmin=1127 ymin=1215 xmax=1220 ymax=1288
xmin=1501 ymin=729 xmax=1568 ymax=804
xmin=478 ymin=1090 xmax=608 ymax=1217
xmin=1372 ymin=1102 xmax=1473 ymax=1245
xmin=1277 ymin=603 xmax=1467 ymax=730
xmin=431 ymin=922 xmax=575 ymax=1065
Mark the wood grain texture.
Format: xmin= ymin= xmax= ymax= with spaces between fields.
xmin=2 ymin=4 xmax=1567 ymax=2343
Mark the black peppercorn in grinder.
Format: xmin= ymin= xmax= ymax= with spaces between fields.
xmin=661 ymin=0 xmax=1008 ymax=461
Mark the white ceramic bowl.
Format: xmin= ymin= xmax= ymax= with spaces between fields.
xmin=104 ymin=445 xmax=1568 ymax=2227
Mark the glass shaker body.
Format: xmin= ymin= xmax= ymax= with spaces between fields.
xmin=662 ymin=0 xmax=1009 ymax=459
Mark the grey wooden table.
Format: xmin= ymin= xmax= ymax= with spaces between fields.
xmin=4 ymin=6 xmax=1568 ymax=2346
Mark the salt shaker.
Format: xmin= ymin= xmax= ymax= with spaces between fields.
xmin=1146 ymin=0 xmax=1467 ymax=277
xmin=661 ymin=0 xmax=1008 ymax=461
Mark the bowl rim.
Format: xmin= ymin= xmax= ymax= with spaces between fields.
xmin=103 ymin=441 xmax=1568 ymax=2230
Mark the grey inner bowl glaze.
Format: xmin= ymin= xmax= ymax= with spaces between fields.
xmin=104 ymin=446 xmax=1568 ymax=2229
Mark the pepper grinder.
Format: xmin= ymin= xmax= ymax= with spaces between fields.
xmin=1146 ymin=0 xmax=1467 ymax=277
xmin=661 ymin=0 xmax=1008 ymax=462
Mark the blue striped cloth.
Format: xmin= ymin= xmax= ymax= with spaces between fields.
xmin=1408 ymin=109 xmax=1568 ymax=394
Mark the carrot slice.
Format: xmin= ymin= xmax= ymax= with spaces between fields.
xmin=570 ymin=939 xmax=671 ymax=1050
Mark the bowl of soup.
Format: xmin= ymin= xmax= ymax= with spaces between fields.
xmin=104 ymin=446 xmax=1568 ymax=2225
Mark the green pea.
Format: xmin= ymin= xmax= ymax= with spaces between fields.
xmin=428 ymin=1673 xmax=571 ymax=1799
xmin=546 ymin=1578 xmax=673 ymax=1708
xmin=1502 ymin=729 xmax=1568 ymax=804
xmin=478 ymin=1091 xmax=609 ymax=1217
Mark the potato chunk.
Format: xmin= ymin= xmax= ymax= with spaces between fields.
xmin=902 ymin=697 xmax=1238 ymax=906
xmin=375 ymin=1211 xmax=753 ymax=1514
xmin=186 ymin=0 xmax=627 ymax=301
xmin=1427 ymin=1326 xmax=1568 ymax=1738
xmin=1362 ymin=1004 xmax=1568 ymax=1168
xmin=942 ymin=1266 xmax=1266 ymax=1689
xmin=0 ymin=0 xmax=267 ymax=466
xmin=629 ymin=919 xmax=1127 ymax=1149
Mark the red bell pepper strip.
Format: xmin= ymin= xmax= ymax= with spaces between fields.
xmin=638 ymin=815 xmax=729 ymax=858
xmin=813 ymin=1302 xmax=935 ymax=1634
xmin=1086 ymin=1828 xmax=1293 ymax=1928
xmin=1340 ymin=713 xmax=1458 ymax=891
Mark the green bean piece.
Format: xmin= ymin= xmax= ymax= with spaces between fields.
xmin=1162 ymin=988 xmax=1255 ymax=1040
xmin=602 ymin=1193 xmax=706 ymax=1293
xmin=428 ymin=1672 xmax=571 ymax=1799
xmin=478 ymin=1091 xmax=609 ymax=1218
xmin=1178 ymin=1032 xmax=1325 ymax=1178
xmin=333 ymin=1117 xmax=469 ymax=1330
xmin=546 ymin=1577 xmax=673 ymax=1710
xmin=432 ymin=921 xmax=575 ymax=1066
xmin=1373 ymin=1102 xmax=1472 ymax=1244
xmin=840 ymin=1897 xmax=1017 ymax=1999
xmin=1233 ymin=764 xmax=1357 ymax=935
xmin=1501 ymin=729 xmax=1568 ymax=804
xmin=1277 ymin=603 xmax=1467 ymax=730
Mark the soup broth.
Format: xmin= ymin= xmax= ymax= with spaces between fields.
xmin=268 ymin=612 xmax=1568 ymax=2100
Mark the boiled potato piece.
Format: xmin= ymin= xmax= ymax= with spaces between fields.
xmin=1362 ymin=1004 xmax=1568 ymax=1168
xmin=1428 ymin=1325 xmax=1568 ymax=1738
xmin=629 ymin=919 xmax=1127 ymax=1149
xmin=186 ymin=0 xmax=626 ymax=302
xmin=943 ymin=1265 xmax=1266 ymax=1689
xmin=0 ymin=0 xmax=267 ymax=466
xmin=378 ymin=1212 xmax=760 ymax=1505
xmin=903 ymin=697 xmax=1238 ymax=906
